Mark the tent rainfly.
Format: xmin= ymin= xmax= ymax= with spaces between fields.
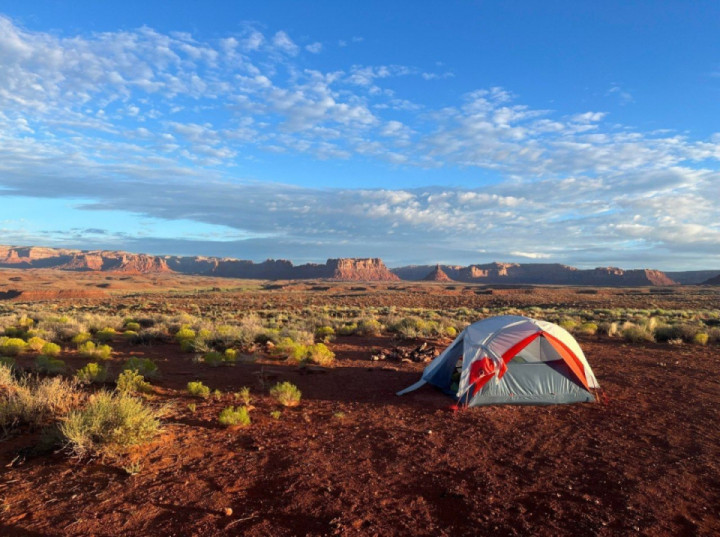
xmin=397 ymin=315 xmax=600 ymax=406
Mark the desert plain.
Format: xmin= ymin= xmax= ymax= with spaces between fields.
xmin=0 ymin=268 xmax=719 ymax=536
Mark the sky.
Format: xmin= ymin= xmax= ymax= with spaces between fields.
xmin=1 ymin=0 xmax=719 ymax=270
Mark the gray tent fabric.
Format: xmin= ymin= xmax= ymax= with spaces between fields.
xmin=464 ymin=360 xmax=595 ymax=406
xmin=397 ymin=316 xmax=599 ymax=407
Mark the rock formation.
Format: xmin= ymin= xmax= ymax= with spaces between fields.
xmin=422 ymin=265 xmax=453 ymax=282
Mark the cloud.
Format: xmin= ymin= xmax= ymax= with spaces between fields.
xmin=0 ymin=15 xmax=718 ymax=268
xmin=305 ymin=42 xmax=322 ymax=54
xmin=272 ymin=31 xmax=299 ymax=55
xmin=607 ymin=85 xmax=634 ymax=105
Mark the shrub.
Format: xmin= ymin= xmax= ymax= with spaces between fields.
xmin=224 ymin=348 xmax=238 ymax=363
xmin=337 ymin=323 xmax=357 ymax=336
xmin=41 ymin=342 xmax=62 ymax=357
xmin=187 ymin=381 xmax=210 ymax=398
xmin=202 ymin=351 xmax=225 ymax=367
xmin=124 ymin=322 xmax=141 ymax=332
xmin=0 ymin=356 xmax=16 ymax=370
xmin=60 ymin=391 xmax=163 ymax=457
xmin=121 ymin=358 xmax=158 ymax=378
xmin=270 ymin=381 xmax=302 ymax=407
xmin=76 ymin=363 xmax=108 ymax=384
xmin=36 ymin=355 xmax=66 ymax=375
xmin=445 ymin=326 xmax=458 ymax=338
xmin=116 ymin=369 xmax=152 ymax=394
xmin=314 ymin=326 xmax=335 ymax=343
xmin=621 ymin=324 xmax=655 ymax=343
xmin=693 ymin=332 xmax=709 ymax=345
xmin=175 ymin=327 xmax=196 ymax=342
xmin=236 ymin=386 xmax=251 ymax=405
xmin=270 ymin=410 xmax=282 ymax=420
xmin=26 ymin=336 xmax=48 ymax=352
xmin=72 ymin=332 xmax=92 ymax=345
xmin=559 ymin=319 xmax=577 ymax=332
xmin=356 ymin=318 xmax=383 ymax=336
xmin=78 ymin=341 xmax=112 ymax=360
xmin=0 ymin=337 xmax=27 ymax=356
xmin=274 ymin=338 xmax=308 ymax=361
xmin=576 ymin=322 xmax=598 ymax=336
xmin=306 ymin=343 xmax=335 ymax=366
xmin=218 ymin=406 xmax=251 ymax=427
xmin=0 ymin=368 xmax=83 ymax=430
xmin=94 ymin=327 xmax=116 ymax=342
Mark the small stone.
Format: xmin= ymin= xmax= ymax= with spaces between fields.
xmin=223 ymin=507 xmax=233 ymax=516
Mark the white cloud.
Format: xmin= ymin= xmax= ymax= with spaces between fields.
xmin=272 ymin=31 xmax=299 ymax=55
xmin=0 ymin=15 xmax=718 ymax=267
xmin=305 ymin=42 xmax=322 ymax=54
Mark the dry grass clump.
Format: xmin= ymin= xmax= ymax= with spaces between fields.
xmin=60 ymin=391 xmax=163 ymax=457
xmin=218 ymin=406 xmax=251 ymax=427
xmin=0 ymin=365 xmax=84 ymax=432
xmin=187 ymin=381 xmax=210 ymax=398
xmin=270 ymin=381 xmax=302 ymax=407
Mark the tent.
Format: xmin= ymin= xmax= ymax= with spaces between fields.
xmin=397 ymin=315 xmax=599 ymax=406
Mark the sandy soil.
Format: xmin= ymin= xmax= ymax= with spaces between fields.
xmin=1 ymin=272 xmax=719 ymax=535
xmin=1 ymin=333 xmax=719 ymax=536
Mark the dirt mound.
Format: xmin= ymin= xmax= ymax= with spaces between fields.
xmin=423 ymin=265 xmax=453 ymax=282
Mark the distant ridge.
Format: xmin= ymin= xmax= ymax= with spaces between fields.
xmin=1 ymin=245 xmax=714 ymax=285
xmin=0 ymin=246 xmax=397 ymax=282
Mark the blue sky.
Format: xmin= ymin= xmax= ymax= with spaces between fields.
xmin=1 ymin=1 xmax=719 ymax=269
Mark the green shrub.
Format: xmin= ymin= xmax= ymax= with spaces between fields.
xmin=78 ymin=341 xmax=112 ymax=360
xmin=35 ymin=355 xmax=66 ymax=375
xmin=693 ymin=332 xmax=709 ymax=345
xmin=270 ymin=410 xmax=282 ymax=420
xmin=0 ymin=356 xmax=16 ymax=370
xmin=124 ymin=322 xmax=141 ymax=332
xmin=26 ymin=336 xmax=48 ymax=352
xmin=116 ymin=369 xmax=152 ymax=394
xmin=577 ymin=322 xmax=598 ymax=336
xmin=559 ymin=319 xmax=577 ymax=332
xmin=306 ymin=343 xmax=335 ymax=366
xmin=72 ymin=332 xmax=92 ymax=345
xmin=314 ymin=326 xmax=335 ymax=343
xmin=356 ymin=318 xmax=383 ymax=336
xmin=41 ymin=342 xmax=62 ymax=357
xmin=337 ymin=323 xmax=357 ymax=336
xmin=187 ymin=381 xmax=210 ymax=398
xmin=76 ymin=363 xmax=108 ymax=384
xmin=236 ymin=386 xmax=251 ymax=405
xmin=175 ymin=327 xmax=196 ymax=342
xmin=0 ymin=337 xmax=27 ymax=356
xmin=218 ymin=406 xmax=251 ymax=427
xmin=621 ymin=324 xmax=655 ymax=343
xmin=121 ymin=357 xmax=158 ymax=378
xmin=274 ymin=338 xmax=308 ymax=361
xmin=224 ymin=348 xmax=238 ymax=363
xmin=202 ymin=351 xmax=225 ymax=367
xmin=94 ymin=327 xmax=116 ymax=342
xmin=60 ymin=391 xmax=163 ymax=457
xmin=270 ymin=381 xmax=302 ymax=407
xmin=445 ymin=326 xmax=458 ymax=338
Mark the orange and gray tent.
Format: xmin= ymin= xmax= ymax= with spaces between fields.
xmin=397 ymin=315 xmax=599 ymax=406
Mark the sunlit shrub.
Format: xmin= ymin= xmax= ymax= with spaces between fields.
xmin=218 ymin=406 xmax=250 ymax=427
xmin=270 ymin=381 xmax=302 ymax=407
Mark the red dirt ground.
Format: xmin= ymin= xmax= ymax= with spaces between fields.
xmin=2 ymin=332 xmax=719 ymax=536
